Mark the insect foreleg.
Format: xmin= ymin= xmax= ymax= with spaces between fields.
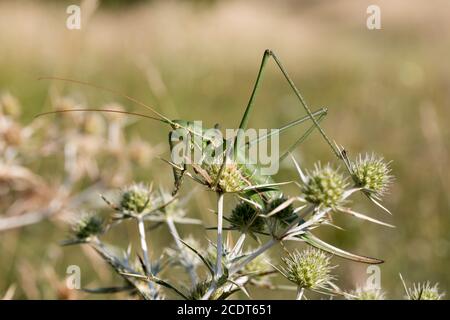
xmin=169 ymin=130 xmax=187 ymax=196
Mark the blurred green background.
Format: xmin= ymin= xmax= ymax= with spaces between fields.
xmin=0 ymin=0 xmax=449 ymax=299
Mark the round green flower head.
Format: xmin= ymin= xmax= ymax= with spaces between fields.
xmin=73 ymin=213 xmax=104 ymax=240
xmin=230 ymin=201 xmax=265 ymax=233
xmin=406 ymin=282 xmax=445 ymax=300
xmin=203 ymin=162 xmax=247 ymax=193
xmin=351 ymin=153 xmax=392 ymax=198
xmin=120 ymin=183 xmax=152 ymax=213
xmin=281 ymin=248 xmax=334 ymax=290
xmin=302 ymin=164 xmax=347 ymax=208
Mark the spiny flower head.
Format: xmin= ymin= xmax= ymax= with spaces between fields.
xmin=119 ymin=183 xmax=153 ymax=213
xmin=351 ymin=153 xmax=393 ymax=198
xmin=72 ymin=213 xmax=104 ymax=240
xmin=230 ymin=201 xmax=265 ymax=233
xmin=301 ymin=163 xmax=347 ymax=209
xmin=346 ymin=286 xmax=386 ymax=300
xmin=281 ymin=248 xmax=334 ymax=290
xmin=203 ymin=161 xmax=247 ymax=193
xmin=405 ymin=281 xmax=445 ymax=300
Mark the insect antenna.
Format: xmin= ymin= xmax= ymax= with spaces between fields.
xmin=38 ymin=76 xmax=173 ymax=124
xmin=34 ymin=108 xmax=169 ymax=124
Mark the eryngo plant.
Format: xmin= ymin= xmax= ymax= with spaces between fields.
xmin=62 ymin=148 xmax=398 ymax=300
xmin=46 ymin=50 xmax=442 ymax=300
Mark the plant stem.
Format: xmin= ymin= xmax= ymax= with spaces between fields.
xmin=137 ymin=216 xmax=151 ymax=274
xmin=137 ymin=216 xmax=159 ymax=296
xmin=230 ymin=233 xmax=246 ymax=259
xmin=216 ymin=193 xmax=224 ymax=279
xmin=166 ymin=217 xmax=197 ymax=285
xmin=202 ymin=193 xmax=225 ymax=300
xmin=296 ymin=287 xmax=304 ymax=300
xmin=229 ymin=238 xmax=278 ymax=275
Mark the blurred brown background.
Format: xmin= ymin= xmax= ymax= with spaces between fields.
xmin=0 ymin=0 xmax=449 ymax=299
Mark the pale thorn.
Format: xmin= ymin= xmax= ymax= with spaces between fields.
xmin=290 ymin=154 xmax=308 ymax=184
xmin=370 ymin=197 xmax=393 ymax=215
xmin=321 ymin=220 xmax=345 ymax=231
xmin=229 ymin=279 xmax=251 ymax=299
xmin=230 ymin=233 xmax=246 ymax=259
xmin=237 ymin=196 xmax=263 ymax=211
xmin=226 ymin=232 xmax=233 ymax=254
xmin=171 ymin=217 xmax=203 ymax=225
xmin=284 ymin=208 xmax=330 ymax=238
xmin=241 ymin=181 xmax=292 ymax=192
xmin=260 ymin=197 xmax=296 ymax=218
xmin=336 ymin=207 xmax=395 ymax=228
xmin=342 ymin=187 xmax=363 ymax=200
xmin=399 ymin=273 xmax=409 ymax=297
xmin=293 ymin=204 xmax=308 ymax=214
